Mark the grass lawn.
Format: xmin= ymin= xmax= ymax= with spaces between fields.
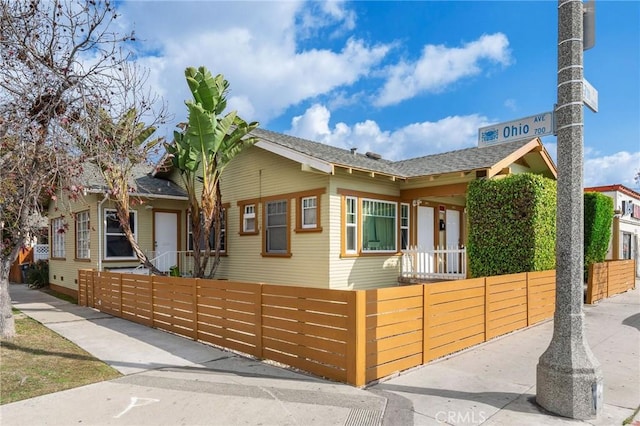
xmin=0 ymin=310 xmax=121 ymax=405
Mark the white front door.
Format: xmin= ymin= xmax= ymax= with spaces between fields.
xmin=446 ymin=209 xmax=461 ymax=248
xmin=154 ymin=212 xmax=178 ymax=272
xmin=417 ymin=206 xmax=434 ymax=250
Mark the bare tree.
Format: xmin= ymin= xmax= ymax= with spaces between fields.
xmin=0 ymin=0 xmax=159 ymax=338
xmin=65 ymin=62 xmax=169 ymax=275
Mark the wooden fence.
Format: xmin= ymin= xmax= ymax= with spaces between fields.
xmin=78 ymin=269 xmax=556 ymax=387
xmin=586 ymin=259 xmax=636 ymax=304
xmin=9 ymin=247 xmax=34 ymax=283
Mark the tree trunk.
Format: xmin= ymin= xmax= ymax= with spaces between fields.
xmin=206 ymin=184 xmax=224 ymax=279
xmin=0 ymin=246 xmax=21 ymax=340
xmin=114 ymin=204 xmax=164 ymax=276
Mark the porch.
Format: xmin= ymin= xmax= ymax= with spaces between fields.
xmin=400 ymin=245 xmax=467 ymax=281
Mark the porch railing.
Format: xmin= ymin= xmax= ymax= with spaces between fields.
xmin=401 ymin=245 xmax=467 ymax=280
xmin=138 ymin=251 xmax=216 ymax=276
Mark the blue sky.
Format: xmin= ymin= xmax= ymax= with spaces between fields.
xmin=116 ymin=0 xmax=640 ymax=188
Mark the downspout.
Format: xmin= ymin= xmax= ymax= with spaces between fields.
xmin=97 ymin=193 xmax=108 ymax=272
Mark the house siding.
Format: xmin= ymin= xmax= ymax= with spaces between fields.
xmin=216 ymin=147 xmax=331 ymax=288
xmin=47 ymin=193 xmax=188 ymax=295
xmin=327 ymin=169 xmax=402 ymax=289
xmin=48 ymin=194 xmax=96 ymax=295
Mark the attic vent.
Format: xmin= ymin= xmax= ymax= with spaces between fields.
xmin=365 ymin=151 xmax=381 ymax=160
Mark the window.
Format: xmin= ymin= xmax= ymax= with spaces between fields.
xmin=75 ymin=211 xmax=90 ymax=259
xmin=104 ymin=209 xmax=136 ymax=259
xmin=400 ymin=203 xmax=410 ymax=250
xmin=187 ymin=209 xmax=226 ymax=253
xmin=265 ymin=200 xmax=288 ymax=254
xmin=345 ymin=197 xmax=358 ymax=254
xmin=295 ymin=190 xmax=324 ymax=232
xmin=301 ymin=196 xmax=317 ymax=228
xmin=243 ymin=204 xmax=256 ymax=233
xmin=362 ymin=199 xmax=397 ymax=252
xmin=51 ymin=217 xmax=66 ymax=258
xmin=622 ymin=232 xmax=632 ymax=260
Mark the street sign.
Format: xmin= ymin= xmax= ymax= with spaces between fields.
xmin=583 ymin=78 xmax=598 ymax=112
xmin=478 ymin=111 xmax=554 ymax=147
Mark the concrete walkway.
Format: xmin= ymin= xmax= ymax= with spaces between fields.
xmin=1 ymin=282 xmax=639 ymax=426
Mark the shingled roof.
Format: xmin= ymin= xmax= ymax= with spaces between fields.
xmin=251 ymin=128 xmax=544 ymax=179
xmin=392 ymin=139 xmax=533 ymax=177
xmin=81 ymin=163 xmax=187 ymax=198
xmin=252 ymin=128 xmax=404 ymax=176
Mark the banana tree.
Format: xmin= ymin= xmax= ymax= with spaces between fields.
xmin=166 ymin=67 xmax=258 ymax=278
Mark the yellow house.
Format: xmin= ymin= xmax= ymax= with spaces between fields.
xmin=47 ymin=128 xmax=556 ymax=298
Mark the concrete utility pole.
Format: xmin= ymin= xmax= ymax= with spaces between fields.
xmin=536 ymin=0 xmax=603 ymax=419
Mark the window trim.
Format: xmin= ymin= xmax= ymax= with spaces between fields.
xmin=344 ymin=196 xmax=358 ymax=255
xmin=238 ymin=200 xmax=259 ymax=236
xmin=51 ymin=217 xmax=66 ymax=259
xmin=339 ymin=189 xmax=403 ymax=257
xmin=295 ymin=190 xmax=323 ymax=233
xmin=262 ymin=198 xmax=291 ymax=257
xmin=241 ymin=203 xmax=257 ymax=234
xmin=400 ymin=203 xmax=410 ymax=250
xmin=104 ymin=208 xmax=138 ymax=260
xmin=75 ymin=210 xmax=91 ymax=260
xmin=361 ymin=198 xmax=398 ymax=253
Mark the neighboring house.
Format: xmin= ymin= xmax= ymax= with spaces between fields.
xmin=584 ymin=184 xmax=640 ymax=276
xmin=48 ymin=129 xmax=556 ymax=298
xmin=46 ymin=164 xmax=188 ymax=298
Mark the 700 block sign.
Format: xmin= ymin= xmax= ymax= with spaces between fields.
xmin=478 ymin=111 xmax=554 ymax=147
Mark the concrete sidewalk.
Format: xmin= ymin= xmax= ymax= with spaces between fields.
xmin=2 ymin=282 xmax=639 ymax=426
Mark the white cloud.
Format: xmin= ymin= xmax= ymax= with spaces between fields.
xmin=504 ymin=99 xmax=517 ymax=111
xmin=298 ymin=0 xmax=356 ymax=38
xmin=584 ymin=151 xmax=640 ymax=188
xmin=289 ymin=104 xmax=490 ymax=160
xmin=116 ymin=1 xmax=389 ymax=139
xmin=375 ymin=33 xmax=512 ymax=107
xmin=546 ymin=144 xmax=640 ymax=188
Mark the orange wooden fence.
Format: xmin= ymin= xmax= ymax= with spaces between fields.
xmin=78 ymin=269 xmax=556 ymax=386
xmin=9 ymin=247 xmax=34 ymax=283
xmin=586 ymin=259 xmax=636 ymax=304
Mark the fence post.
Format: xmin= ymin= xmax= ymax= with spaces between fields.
xmin=192 ymin=278 xmax=199 ymax=341
xmin=118 ymin=273 xmax=123 ymax=316
xmin=150 ymin=275 xmax=155 ymax=328
xmin=585 ymin=264 xmax=594 ymax=304
xmin=422 ymin=284 xmax=430 ymax=363
xmin=605 ymin=262 xmax=611 ymax=299
xmin=526 ymin=272 xmax=531 ymax=326
xmin=347 ymin=290 xmax=366 ymax=387
xmin=484 ymin=278 xmax=490 ymax=341
xmin=256 ymin=283 xmax=263 ymax=359
xmin=90 ymin=271 xmax=96 ymax=308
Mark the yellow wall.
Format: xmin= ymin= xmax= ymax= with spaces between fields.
xmin=47 ymin=191 xmax=188 ymax=295
xmin=327 ymin=169 xmax=403 ymax=289
xmin=216 ymin=146 xmax=332 ymax=288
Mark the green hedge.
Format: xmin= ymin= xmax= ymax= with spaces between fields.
xmin=467 ymin=173 xmax=556 ymax=277
xmin=584 ymin=192 xmax=613 ymax=271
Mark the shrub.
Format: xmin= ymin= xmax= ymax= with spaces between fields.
xmin=26 ymin=260 xmax=49 ymax=288
xmin=584 ymin=192 xmax=613 ymax=272
xmin=467 ymin=173 xmax=556 ymax=277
